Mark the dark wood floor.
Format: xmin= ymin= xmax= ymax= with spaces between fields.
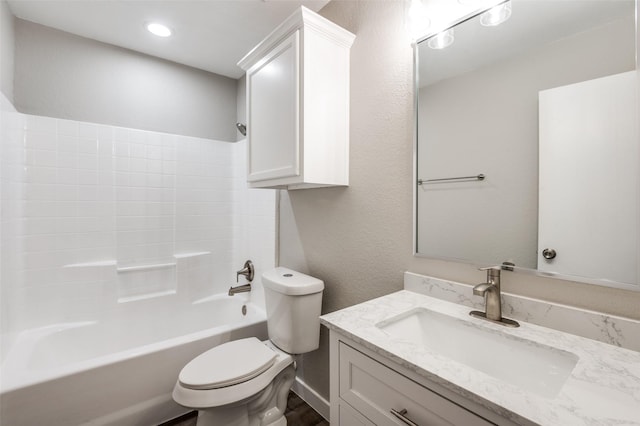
xmin=285 ymin=391 xmax=329 ymax=426
xmin=161 ymin=391 xmax=328 ymax=426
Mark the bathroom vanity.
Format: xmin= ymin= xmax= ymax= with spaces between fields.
xmin=329 ymin=332 xmax=502 ymax=426
xmin=321 ymin=274 xmax=640 ymax=426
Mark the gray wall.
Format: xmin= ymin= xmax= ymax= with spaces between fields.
xmin=236 ymin=75 xmax=247 ymax=142
xmin=14 ymin=19 xmax=238 ymax=141
xmin=279 ymin=0 xmax=640 ymax=401
xmin=0 ymin=0 xmax=15 ymax=102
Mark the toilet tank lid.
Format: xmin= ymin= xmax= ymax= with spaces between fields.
xmin=262 ymin=267 xmax=324 ymax=295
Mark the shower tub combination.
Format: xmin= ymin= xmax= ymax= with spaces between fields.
xmin=0 ymin=109 xmax=278 ymax=425
xmin=0 ymin=295 xmax=267 ymax=426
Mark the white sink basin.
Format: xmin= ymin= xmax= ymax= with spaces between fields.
xmin=376 ymin=308 xmax=578 ymax=398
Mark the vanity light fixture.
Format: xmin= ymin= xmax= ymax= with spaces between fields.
xmin=146 ymin=22 xmax=173 ymax=37
xmin=480 ymin=1 xmax=512 ymax=27
xmin=408 ymin=0 xmax=431 ymax=40
xmin=428 ymin=28 xmax=455 ymax=50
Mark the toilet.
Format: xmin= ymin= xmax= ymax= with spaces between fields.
xmin=172 ymin=267 xmax=324 ymax=426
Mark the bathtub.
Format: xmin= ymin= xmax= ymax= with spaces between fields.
xmin=0 ymin=295 xmax=268 ymax=426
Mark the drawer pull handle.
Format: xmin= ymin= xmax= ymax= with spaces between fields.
xmin=390 ymin=408 xmax=419 ymax=426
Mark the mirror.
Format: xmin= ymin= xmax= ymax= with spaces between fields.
xmin=415 ymin=0 xmax=638 ymax=290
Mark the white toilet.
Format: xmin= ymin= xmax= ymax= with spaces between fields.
xmin=172 ymin=267 xmax=324 ymax=426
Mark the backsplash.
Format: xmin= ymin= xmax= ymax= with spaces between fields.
xmin=1 ymin=104 xmax=275 ymax=333
xmin=405 ymin=272 xmax=640 ymax=352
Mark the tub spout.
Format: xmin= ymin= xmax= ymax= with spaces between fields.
xmin=228 ymin=283 xmax=251 ymax=296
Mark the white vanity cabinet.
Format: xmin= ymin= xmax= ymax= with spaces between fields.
xmin=330 ymin=331 xmax=510 ymax=426
xmin=237 ymin=7 xmax=355 ymax=190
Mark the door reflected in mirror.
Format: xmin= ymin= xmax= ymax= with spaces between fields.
xmin=415 ymin=0 xmax=638 ymax=289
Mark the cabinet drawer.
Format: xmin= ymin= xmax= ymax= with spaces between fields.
xmin=339 ymin=343 xmax=494 ymax=426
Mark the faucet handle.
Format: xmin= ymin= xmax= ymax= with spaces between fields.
xmin=478 ymin=265 xmax=501 ymax=271
xmin=236 ymin=260 xmax=254 ymax=282
xmin=478 ymin=265 xmax=501 ymax=282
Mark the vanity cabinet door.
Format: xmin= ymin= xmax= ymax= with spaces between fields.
xmin=339 ymin=403 xmax=375 ymax=426
xmin=246 ymin=31 xmax=300 ymax=185
xmin=339 ymin=343 xmax=494 ymax=426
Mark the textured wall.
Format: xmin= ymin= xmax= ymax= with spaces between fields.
xmin=14 ymin=19 xmax=237 ymax=141
xmin=279 ymin=0 xmax=640 ymax=401
xmin=279 ymin=0 xmax=415 ymax=399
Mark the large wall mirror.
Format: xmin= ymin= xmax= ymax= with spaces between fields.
xmin=415 ymin=0 xmax=639 ymax=290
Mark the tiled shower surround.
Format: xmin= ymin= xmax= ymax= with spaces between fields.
xmin=1 ymin=104 xmax=275 ymax=337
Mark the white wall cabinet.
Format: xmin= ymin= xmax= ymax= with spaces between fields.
xmin=330 ymin=331 xmax=516 ymax=426
xmin=238 ymin=7 xmax=355 ymax=190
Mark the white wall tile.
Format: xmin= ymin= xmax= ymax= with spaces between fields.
xmin=24 ymin=166 xmax=57 ymax=184
xmin=57 ymin=152 xmax=78 ymax=169
xmin=57 ymin=135 xmax=78 ymax=152
xmin=98 ymin=140 xmax=113 ymax=157
xmin=25 ymin=115 xmax=57 ymax=133
xmin=128 ymin=129 xmax=146 ymax=144
xmin=2 ymin=116 xmax=275 ymax=333
xmin=78 ymin=170 xmax=98 ymax=185
xmin=78 ymin=123 xmax=98 ymax=139
xmin=23 ymin=183 xmax=57 ymax=200
xmin=55 ymin=185 xmax=78 ymax=201
xmin=77 ymin=153 xmax=98 ymax=170
xmin=25 ymin=149 xmax=57 ymax=167
xmin=77 ymin=186 xmax=99 ymax=201
xmin=57 ymin=119 xmax=79 ymax=136
xmin=78 ymin=138 xmax=98 ymax=154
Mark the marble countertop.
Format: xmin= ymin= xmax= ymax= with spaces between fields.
xmin=321 ymin=290 xmax=640 ymax=425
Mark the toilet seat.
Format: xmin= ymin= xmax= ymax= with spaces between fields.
xmin=173 ymin=339 xmax=294 ymax=409
xmin=179 ymin=337 xmax=277 ymax=390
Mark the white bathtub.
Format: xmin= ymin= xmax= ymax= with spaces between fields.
xmin=0 ymin=295 xmax=268 ymax=426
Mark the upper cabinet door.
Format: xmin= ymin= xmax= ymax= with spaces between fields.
xmin=238 ymin=6 xmax=355 ymax=190
xmin=246 ymin=31 xmax=300 ymax=184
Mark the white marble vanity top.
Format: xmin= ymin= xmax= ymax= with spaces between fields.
xmin=321 ymin=290 xmax=640 ymax=425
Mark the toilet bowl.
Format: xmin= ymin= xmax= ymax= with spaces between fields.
xmin=172 ymin=268 xmax=324 ymax=426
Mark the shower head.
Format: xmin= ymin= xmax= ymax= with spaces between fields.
xmin=236 ymin=123 xmax=247 ymax=136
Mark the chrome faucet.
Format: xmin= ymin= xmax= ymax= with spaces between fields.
xmin=228 ymin=260 xmax=254 ymax=296
xmin=470 ymin=266 xmax=519 ymax=327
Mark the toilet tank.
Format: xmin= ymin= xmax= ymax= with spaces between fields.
xmin=262 ymin=267 xmax=324 ymax=354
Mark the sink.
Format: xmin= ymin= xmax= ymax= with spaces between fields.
xmin=376 ymin=308 xmax=578 ymax=398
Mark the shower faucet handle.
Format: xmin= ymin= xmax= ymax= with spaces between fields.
xmin=236 ymin=260 xmax=254 ymax=282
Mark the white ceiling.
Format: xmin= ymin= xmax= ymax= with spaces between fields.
xmin=7 ymin=0 xmax=330 ymax=79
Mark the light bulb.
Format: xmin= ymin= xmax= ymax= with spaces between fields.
xmin=427 ymin=28 xmax=455 ymax=50
xmin=480 ymin=2 xmax=512 ymax=27
xmin=408 ymin=0 xmax=431 ymax=40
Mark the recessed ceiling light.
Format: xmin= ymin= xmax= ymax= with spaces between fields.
xmin=146 ymin=22 xmax=172 ymax=38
